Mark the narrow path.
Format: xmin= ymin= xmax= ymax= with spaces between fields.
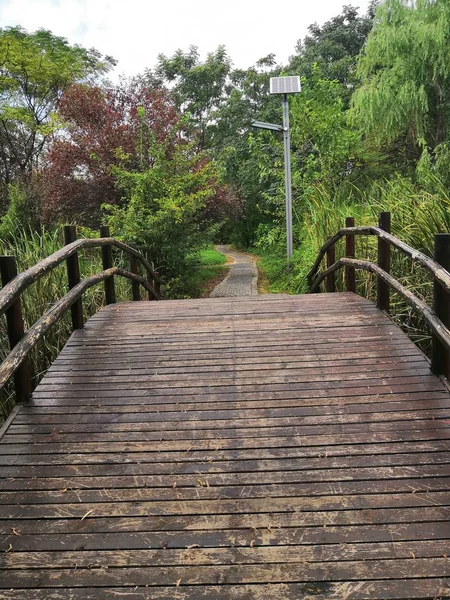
xmin=210 ymin=245 xmax=258 ymax=297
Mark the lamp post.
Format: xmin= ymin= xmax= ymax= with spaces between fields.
xmin=252 ymin=75 xmax=301 ymax=261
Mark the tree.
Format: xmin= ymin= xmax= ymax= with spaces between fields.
xmin=0 ymin=26 xmax=115 ymax=208
xmin=352 ymin=0 xmax=450 ymax=159
xmin=290 ymin=3 xmax=377 ymax=96
xmin=153 ymin=46 xmax=232 ymax=150
xmin=104 ymin=139 xmax=219 ymax=291
xmin=42 ymin=80 xmax=179 ymax=223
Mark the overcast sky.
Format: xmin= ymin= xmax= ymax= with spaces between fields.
xmin=0 ymin=0 xmax=372 ymax=76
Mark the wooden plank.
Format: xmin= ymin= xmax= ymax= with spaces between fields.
xmin=2 ymin=436 xmax=449 ymax=458
xmin=2 ymin=581 xmax=449 ymax=600
xmin=13 ymin=400 xmax=450 ymax=426
xmin=2 ymin=558 xmax=450 ymax=587
xmin=2 ymin=477 xmax=449 ymax=505
xmin=1 ymin=520 xmax=449 ymax=552
xmin=1 ymin=506 xmax=449 ymax=536
xmin=4 ymin=540 xmax=450 ymax=569
xmin=1 ymin=493 xmax=450 ymax=520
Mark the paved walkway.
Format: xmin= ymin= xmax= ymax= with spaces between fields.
xmin=210 ymin=245 xmax=258 ymax=297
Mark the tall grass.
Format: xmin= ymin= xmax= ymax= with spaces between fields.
xmin=0 ymin=226 xmax=130 ymax=420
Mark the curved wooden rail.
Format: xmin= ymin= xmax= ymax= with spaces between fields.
xmin=307 ymin=212 xmax=450 ymax=380
xmin=309 ymin=257 xmax=450 ymax=352
xmin=0 ymin=237 xmax=161 ymax=315
xmin=0 ymin=267 xmax=154 ymax=391
xmin=307 ymin=226 xmax=450 ymax=293
xmin=0 ymin=228 xmax=162 ymax=405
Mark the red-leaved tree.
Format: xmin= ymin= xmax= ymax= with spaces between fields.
xmin=42 ymin=80 xmax=179 ymax=223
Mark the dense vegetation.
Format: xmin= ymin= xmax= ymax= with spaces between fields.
xmin=2 ymin=0 xmax=450 ymax=415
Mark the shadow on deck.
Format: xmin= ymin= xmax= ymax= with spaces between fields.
xmin=0 ymin=293 xmax=449 ymax=599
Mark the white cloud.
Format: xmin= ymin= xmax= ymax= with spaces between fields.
xmin=0 ymin=0 xmax=372 ymax=77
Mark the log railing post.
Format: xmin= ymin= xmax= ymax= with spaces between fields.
xmin=431 ymin=234 xmax=450 ymax=378
xmin=130 ymin=255 xmax=140 ymax=301
xmin=153 ymin=271 xmax=161 ymax=298
xmin=146 ymin=271 xmax=154 ymax=301
xmin=377 ymin=211 xmax=391 ymax=312
xmin=0 ymin=256 xmax=31 ymax=402
xmin=326 ymin=246 xmax=336 ymax=292
xmin=147 ymin=268 xmax=160 ymax=301
xmin=63 ymin=226 xmax=84 ymax=330
xmin=99 ymin=226 xmax=116 ymax=305
xmin=345 ymin=217 xmax=356 ymax=293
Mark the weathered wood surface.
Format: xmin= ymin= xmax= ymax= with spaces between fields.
xmin=0 ymin=292 xmax=449 ymax=599
xmin=0 ymin=267 xmax=159 ymax=393
xmin=309 ymin=258 xmax=450 ymax=354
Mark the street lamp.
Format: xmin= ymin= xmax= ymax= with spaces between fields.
xmin=252 ymin=75 xmax=301 ymax=261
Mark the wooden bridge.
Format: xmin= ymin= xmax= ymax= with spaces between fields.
xmin=0 ymin=219 xmax=450 ymax=599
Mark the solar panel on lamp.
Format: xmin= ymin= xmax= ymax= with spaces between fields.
xmin=269 ymin=76 xmax=301 ymax=94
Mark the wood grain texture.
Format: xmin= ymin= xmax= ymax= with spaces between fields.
xmin=1 ymin=292 xmax=449 ymax=599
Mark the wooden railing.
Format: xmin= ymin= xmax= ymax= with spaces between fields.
xmin=0 ymin=225 xmax=162 ymax=403
xmin=307 ymin=211 xmax=450 ymax=379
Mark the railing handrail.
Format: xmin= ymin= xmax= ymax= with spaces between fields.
xmin=308 ymin=256 xmax=450 ymax=353
xmin=0 ymin=266 xmax=155 ymax=392
xmin=0 ymin=227 xmax=163 ymax=407
xmin=307 ymin=226 xmax=450 ymax=293
xmin=307 ymin=213 xmax=450 ymax=380
xmin=0 ymin=237 xmax=161 ymax=315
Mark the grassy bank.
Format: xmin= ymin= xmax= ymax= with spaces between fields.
xmin=189 ymin=247 xmax=228 ymax=297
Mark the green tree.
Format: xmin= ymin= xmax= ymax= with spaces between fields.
xmin=153 ymin=46 xmax=232 ymax=150
xmin=104 ymin=126 xmax=221 ymax=295
xmin=0 ymin=26 xmax=115 ymax=208
xmin=290 ymin=3 xmax=377 ymax=95
xmin=352 ymin=0 xmax=450 ymax=160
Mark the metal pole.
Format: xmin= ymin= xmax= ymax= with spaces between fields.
xmin=282 ymin=94 xmax=293 ymax=261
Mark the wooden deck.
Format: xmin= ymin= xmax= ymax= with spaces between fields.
xmin=0 ymin=292 xmax=450 ymax=599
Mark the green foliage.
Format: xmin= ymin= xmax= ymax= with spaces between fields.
xmin=290 ymin=3 xmax=377 ymax=95
xmin=0 ymin=26 xmax=115 ymax=211
xmin=194 ymin=247 xmax=227 ymax=266
xmin=154 ymin=46 xmax=232 ymax=149
xmin=104 ymin=134 xmax=217 ymax=297
xmin=352 ymin=0 xmax=450 ymax=154
xmin=185 ymin=246 xmax=228 ymax=297
xmin=0 ymin=182 xmax=40 ymax=239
